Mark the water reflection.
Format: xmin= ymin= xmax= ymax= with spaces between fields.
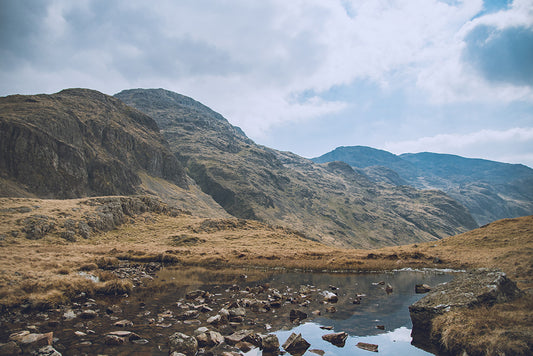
xmin=0 ymin=266 xmax=453 ymax=355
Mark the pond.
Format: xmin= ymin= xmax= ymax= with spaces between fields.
xmin=0 ymin=266 xmax=454 ymax=355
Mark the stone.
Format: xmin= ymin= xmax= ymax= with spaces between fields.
xmin=356 ymin=342 xmax=378 ymax=352
xmin=104 ymin=335 xmax=126 ymax=345
xmin=186 ymin=290 xmax=206 ymax=300
xmin=326 ymin=306 xmax=336 ymax=313
xmin=282 ymin=333 xmax=310 ymax=354
xmin=235 ymin=341 xmax=254 ymax=352
xmin=385 ymin=284 xmax=393 ymax=294
xmin=168 ymin=332 xmax=198 ymax=356
xmin=79 ymin=310 xmax=97 ymax=319
xmin=9 ymin=331 xmax=53 ymax=348
xmin=114 ymin=319 xmax=133 ymax=327
xmin=0 ymin=341 xmax=22 ymax=355
xmin=309 ymin=349 xmax=325 ymax=356
xmin=415 ymin=284 xmax=432 ymax=294
xmin=322 ymin=291 xmax=338 ymax=303
xmin=261 ymin=334 xmax=280 ymax=352
xmin=289 ymin=309 xmax=307 ymax=322
xmin=196 ymin=331 xmax=224 ymax=347
xmin=224 ymin=330 xmax=253 ymax=345
xmin=409 ymin=270 xmax=522 ymax=349
xmin=322 ymin=332 xmax=348 ymax=347
xmin=35 ymin=345 xmax=62 ymax=356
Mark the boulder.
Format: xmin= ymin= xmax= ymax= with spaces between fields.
xmin=0 ymin=341 xmax=22 ymax=355
xmin=282 ymin=333 xmax=310 ymax=355
xmin=322 ymin=291 xmax=338 ymax=303
xmin=168 ymin=332 xmax=198 ymax=356
xmin=321 ymin=332 xmax=348 ymax=347
xmin=34 ymin=345 xmax=62 ymax=356
xmin=356 ymin=342 xmax=378 ymax=352
xmin=224 ymin=330 xmax=253 ymax=345
xmin=289 ymin=309 xmax=307 ymax=322
xmin=415 ymin=284 xmax=432 ymax=294
xmin=409 ymin=270 xmax=522 ymax=348
xmin=261 ymin=334 xmax=280 ymax=352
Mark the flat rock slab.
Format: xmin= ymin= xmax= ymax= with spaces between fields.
xmin=409 ymin=269 xmax=521 ymax=347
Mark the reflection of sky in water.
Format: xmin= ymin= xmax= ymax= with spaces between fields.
xmin=246 ymin=324 xmax=432 ymax=356
xmin=241 ymin=270 xmax=452 ymax=356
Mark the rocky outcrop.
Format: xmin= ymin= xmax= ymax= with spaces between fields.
xmin=0 ymin=89 xmax=187 ymax=198
xmin=409 ymin=270 xmax=522 ymax=349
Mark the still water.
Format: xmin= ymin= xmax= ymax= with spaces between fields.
xmin=0 ymin=267 xmax=453 ymax=355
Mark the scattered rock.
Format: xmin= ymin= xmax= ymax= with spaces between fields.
xmin=168 ymin=332 xmax=198 ymax=356
xmin=309 ymin=349 xmax=325 ymax=356
xmin=34 ymin=345 xmax=62 ymax=356
xmin=261 ymin=334 xmax=280 ymax=352
xmin=322 ymin=291 xmax=338 ymax=303
xmin=385 ymin=284 xmax=393 ymax=294
xmin=325 ymin=306 xmax=336 ymax=313
xmin=0 ymin=341 xmax=22 ymax=355
xmin=224 ymin=330 xmax=253 ymax=345
xmin=415 ymin=284 xmax=432 ymax=294
xmin=196 ymin=331 xmax=224 ymax=347
xmin=114 ymin=319 xmax=133 ymax=327
xmin=9 ymin=331 xmax=53 ymax=348
xmin=282 ymin=333 xmax=310 ymax=354
xmin=289 ymin=309 xmax=308 ymax=322
xmin=356 ymin=342 xmax=378 ymax=352
xmin=322 ymin=332 xmax=348 ymax=347
xmin=79 ymin=310 xmax=97 ymax=319
xmin=104 ymin=335 xmax=125 ymax=346
xmin=376 ymin=325 xmax=385 ymax=330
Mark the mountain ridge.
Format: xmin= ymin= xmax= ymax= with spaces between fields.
xmin=312 ymin=145 xmax=533 ymax=225
xmin=115 ymin=88 xmax=478 ymax=248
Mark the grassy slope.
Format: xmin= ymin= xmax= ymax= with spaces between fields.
xmin=0 ymin=197 xmax=531 ymax=354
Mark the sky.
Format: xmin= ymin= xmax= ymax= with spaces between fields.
xmin=1 ymin=0 xmax=533 ymax=167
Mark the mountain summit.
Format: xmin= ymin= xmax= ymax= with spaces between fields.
xmin=115 ymin=88 xmax=478 ymax=248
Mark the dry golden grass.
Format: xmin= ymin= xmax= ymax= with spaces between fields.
xmin=1 ymin=197 xmax=532 ymax=355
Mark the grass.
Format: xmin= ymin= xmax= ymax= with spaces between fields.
xmin=0 ymin=197 xmax=532 ymax=354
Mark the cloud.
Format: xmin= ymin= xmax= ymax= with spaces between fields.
xmin=0 ymin=0 xmax=532 ymax=166
xmin=384 ymin=127 xmax=533 ymax=166
xmin=463 ymin=24 xmax=533 ymax=87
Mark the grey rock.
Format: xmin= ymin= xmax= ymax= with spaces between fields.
xmin=168 ymin=332 xmax=198 ymax=356
xmin=282 ymin=333 xmax=310 ymax=354
xmin=409 ymin=270 xmax=522 ymax=348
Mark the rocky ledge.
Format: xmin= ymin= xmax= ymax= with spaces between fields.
xmin=409 ymin=269 xmax=522 ymax=350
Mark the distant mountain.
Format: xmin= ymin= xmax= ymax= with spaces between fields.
xmin=312 ymin=146 xmax=533 ymax=225
xmin=0 ymin=89 xmax=229 ymax=217
xmin=115 ymin=89 xmax=478 ymax=248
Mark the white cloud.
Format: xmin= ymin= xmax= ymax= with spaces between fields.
xmin=1 ymin=0 xmax=532 ymax=166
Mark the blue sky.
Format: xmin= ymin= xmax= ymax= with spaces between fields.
xmin=1 ymin=0 xmax=532 ymax=167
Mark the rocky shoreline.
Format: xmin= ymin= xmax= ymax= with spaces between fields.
xmin=0 ymin=264 xmax=452 ymax=355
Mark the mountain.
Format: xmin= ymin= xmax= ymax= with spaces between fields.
xmin=115 ymin=89 xmax=478 ymax=248
xmin=312 ymin=146 xmax=533 ymax=225
xmin=0 ymin=89 xmax=229 ymax=217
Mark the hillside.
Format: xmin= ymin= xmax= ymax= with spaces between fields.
xmin=313 ymin=146 xmax=533 ymax=225
xmin=115 ymin=89 xmax=477 ymax=248
xmin=0 ymin=89 xmax=229 ymax=217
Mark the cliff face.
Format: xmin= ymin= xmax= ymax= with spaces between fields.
xmin=115 ymin=88 xmax=478 ymax=248
xmin=0 ymin=88 xmax=188 ymax=198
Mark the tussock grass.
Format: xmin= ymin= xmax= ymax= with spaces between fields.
xmin=432 ymin=296 xmax=533 ymax=355
xmin=94 ymin=279 xmax=133 ymax=296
